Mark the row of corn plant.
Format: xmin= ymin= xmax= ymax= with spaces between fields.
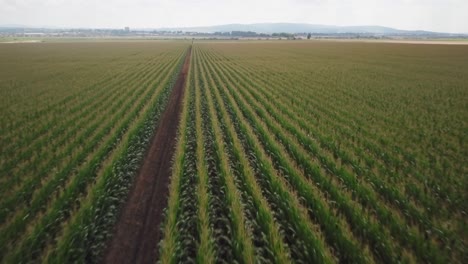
xmin=200 ymin=48 xmax=334 ymax=264
xmin=45 ymin=46 xmax=190 ymax=263
xmin=209 ymin=49 xmax=450 ymax=262
xmin=215 ymin=49 xmax=457 ymax=237
xmin=202 ymin=49 xmax=369 ymax=263
xmin=260 ymin=70 xmax=456 ymax=217
xmin=0 ymin=53 xmax=167 ymax=165
xmin=199 ymin=45 xmax=256 ymax=263
xmin=194 ymin=48 xmax=216 ymax=263
xmin=158 ymin=46 xmax=194 ymax=264
xmin=195 ymin=47 xmax=236 ymax=262
xmin=215 ymin=55 xmax=413 ymax=262
xmin=207 ymin=73 xmax=279 ymax=263
xmin=199 ymin=47 xmax=291 ymax=263
xmin=1 ymin=65 xmax=173 ymax=262
xmin=166 ymin=65 xmax=200 ymax=263
xmin=216 ymin=48 xmax=457 ymax=214
xmin=0 ymin=59 xmax=167 ymax=248
xmin=0 ymin=46 xmax=188 ymax=263
xmin=0 ymin=54 xmax=162 ymax=168
xmin=0 ymin=46 xmax=178 ymax=139
xmin=234 ymin=57 xmax=462 ymax=216
xmin=0 ymin=51 xmax=144 ymax=140
xmin=200 ymin=57 xmax=278 ymax=262
xmin=0 ymin=53 xmax=171 ymax=198
xmin=202 ymin=48 xmax=376 ymax=263
xmin=207 ymin=46 xmax=456 ymax=262
xmin=0 ymin=53 xmax=178 ymax=235
xmin=215 ymin=53 xmax=458 ymax=260
xmin=0 ymin=56 xmax=172 ymax=211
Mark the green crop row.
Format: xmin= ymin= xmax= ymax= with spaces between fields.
xmin=201 ymin=48 xmax=337 ymax=263
xmin=0 ymin=41 xmax=190 ymax=263
xmin=0 ymin=55 xmax=163 ymax=185
xmin=44 ymin=48 xmax=189 ymax=263
xmin=225 ymin=46 xmax=465 ymax=217
xmin=201 ymin=48 xmax=374 ymax=263
xmin=210 ymin=49 xmax=462 ymax=259
xmin=2 ymin=40 xmax=466 ymax=263
xmin=2 ymin=50 xmax=185 ymax=263
xmin=0 ymin=56 xmax=173 ymax=213
xmin=157 ymin=42 xmax=466 ymax=263
xmin=200 ymin=52 xmax=281 ymax=263
xmin=191 ymin=42 xmax=466 ymax=263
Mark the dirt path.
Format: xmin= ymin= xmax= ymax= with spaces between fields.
xmin=104 ymin=46 xmax=191 ymax=264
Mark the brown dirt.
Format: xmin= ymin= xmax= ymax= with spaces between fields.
xmin=104 ymin=46 xmax=191 ymax=264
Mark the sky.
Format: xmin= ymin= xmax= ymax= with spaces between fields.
xmin=1 ymin=0 xmax=467 ymax=33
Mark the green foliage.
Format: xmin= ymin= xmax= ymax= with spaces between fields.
xmin=0 ymin=41 xmax=189 ymax=263
xmin=2 ymin=40 xmax=467 ymax=263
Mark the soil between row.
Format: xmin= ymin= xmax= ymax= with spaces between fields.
xmin=104 ymin=46 xmax=192 ymax=264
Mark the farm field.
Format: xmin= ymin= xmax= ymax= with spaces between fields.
xmin=159 ymin=41 xmax=468 ymax=264
xmin=0 ymin=41 xmax=190 ymax=263
xmin=1 ymin=40 xmax=467 ymax=263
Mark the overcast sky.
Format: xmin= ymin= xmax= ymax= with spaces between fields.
xmin=1 ymin=0 xmax=467 ymax=33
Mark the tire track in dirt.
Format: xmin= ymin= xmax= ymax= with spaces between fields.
xmin=104 ymin=46 xmax=191 ymax=264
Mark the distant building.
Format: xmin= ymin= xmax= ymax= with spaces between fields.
xmin=23 ymin=32 xmax=46 ymax=37
xmin=124 ymin=27 xmax=130 ymax=32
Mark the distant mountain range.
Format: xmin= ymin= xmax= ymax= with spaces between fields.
xmin=158 ymin=23 xmax=458 ymax=35
xmin=1 ymin=23 xmax=465 ymax=36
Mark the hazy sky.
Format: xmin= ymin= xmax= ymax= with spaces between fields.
xmin=1 ymin=0 xmax=467 ymax=33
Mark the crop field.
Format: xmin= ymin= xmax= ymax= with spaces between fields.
xmin=1 ymin=40 xmax=467 ymax=263
xmin=0 ymin=41 xmax=190 ymax=263
xmin=158 ymin=42 xmax=467 ymax=264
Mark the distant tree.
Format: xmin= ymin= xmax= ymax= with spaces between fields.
xmin=231 ymin=31 xmax=258 ymax=37
xmin=307 ymin=33 xmax=311 ymax=39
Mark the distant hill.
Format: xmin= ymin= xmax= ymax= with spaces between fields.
xmin=2 ymin=23 xmax=465 ymax=37
xmin=159 ymin=23 xmax=442 ymax=35
xmin=0 ymin=24 xmax=30 ymax=28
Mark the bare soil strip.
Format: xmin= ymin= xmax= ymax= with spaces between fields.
xmin=104 ymin=46 xmax=192 ymax=264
